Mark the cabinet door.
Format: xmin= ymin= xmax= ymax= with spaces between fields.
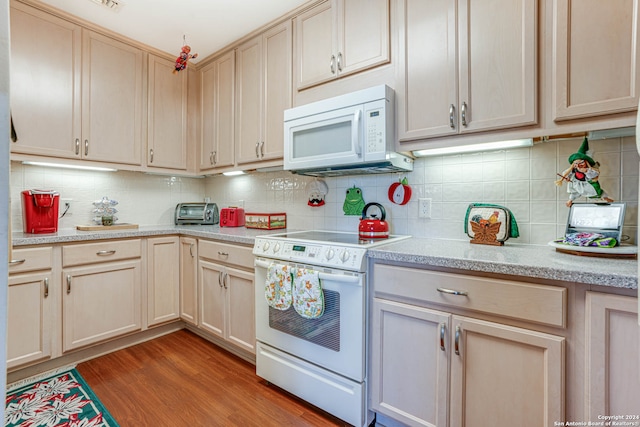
xmin=147 ymin=237 xmax=180 ymax=327
xmin=179 ymin=237 xmax=198 ymax=326
xmin=585 ymin=292 xmax=640 ymax=417
xmin=7 ymin=273 xmax=53 ymax=369
xmin=397 ymin=0 xmax=457 ymax=140
xmin=82 ymin=30 xmax=143 ymax=166
xmin=147 ymin=54 xmax=187 ymax=170
xmin=262 ymin=21 xmax=292 ymax=162
xmin=294 ymin=1 xmax=335 ymax=90
xmin=200 ymin=63 xmax=216 ymax=170
xmin=450 ymin=316 xmax=564 ymax=427
xmin=9 ymin=3 xmax=81 ymax=159
xmin=457 ymin=0 xmax=537 ymax=133
xmin=235 ymin=36 xmax=263 ymax=165
xmin=553 ymin=0 xmax=640 ymax=121
xmin=225 ymin=266 xmax=255 ymax=354
xmin=370 ymin=298 xmax=449 ymax=427
xmin=337 ymin=0 xmax=390 ymax=78
xmin=63 ymin=260 xmax=142 ymax=351
xmin=199 ymin=259 xmax=226 ymax=338
xmin=200 ymin=51 xmax=235 ymax=171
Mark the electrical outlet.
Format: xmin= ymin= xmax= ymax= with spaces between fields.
xmin=61 ymin=198 xmax=73 ymax=216
xmin=418 ymin=198 xmax=432 ymax=218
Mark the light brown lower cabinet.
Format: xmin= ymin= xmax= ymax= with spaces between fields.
xmin=585 ymin=291 xmax=640 ymax=417
xmin=147 ymin=236 xmax=180 ymax=327
xmin=7 ymin=273 xmax=53 ymax=369
xmin=7 ymin=247 xmax=54 ymax=370
xmin=179 ymin=236 xmax=198 ymax=326
xmin=198 ymin=240 xmax=255 ymax=354
xmin=62 ymin=240 xmax=142 ymax=352
xmin=369 ymin=264 xmax=566 ymax=427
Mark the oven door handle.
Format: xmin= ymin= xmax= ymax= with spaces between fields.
xmin=255 ymin=259 xmax=361 ymax=285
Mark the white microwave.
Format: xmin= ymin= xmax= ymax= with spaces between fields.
xmin=283 ymin=85 xmax=413 ymax=177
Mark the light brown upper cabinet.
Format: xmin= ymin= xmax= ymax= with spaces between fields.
xmin=235 ymin=21 xmax=292 ymax=166
xmin=293 ymin=0 xmax=390 ymax=91
xmin=396 ymin=0 xmax=537 ymax=142
xmin=10 ymin=2 xmax=144 ymax=166
xmin=147 ymin=54 xmax=188 ymax=171
xmin=200 ymin=51 xmax=236 ymax=172
xmin=552 ymin=0 xmax=640 ymax=121
xmin=81 ymin=31 xmax=144 ymax=166
xmin=10 ymin=3 xmax=81 ymax=160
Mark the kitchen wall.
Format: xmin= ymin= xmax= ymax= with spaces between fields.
xmin=9 ymin=163 xmax=206 ymax=229
xmin=10 ymin=135 xmax=639 ymax=245
xmin=206 ymin=135 xmax=639 ymax=245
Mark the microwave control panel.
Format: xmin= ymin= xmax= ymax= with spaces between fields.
xmin=364 ymin=98 xmax=391 ymax=160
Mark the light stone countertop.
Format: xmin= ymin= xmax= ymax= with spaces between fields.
xmin=12 ymin=227 xmax=638 ymax=290
xmin=368 ymin=238 xmax=638 ymax=290
xmin=11 ymin=225 xmax=276 ymax=247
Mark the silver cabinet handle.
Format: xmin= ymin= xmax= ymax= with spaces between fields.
xmin=223 ymin=272 xmax=228 ymax=289
xmin=96 ymin=250 xmax=116 ymax=256
xmin=44 ymin=277 xmax=49 ymax=298
xmin=455 ymin=325 xmax=461 ymax=355
xmin=213 ymin=151 xmax=218 ymax=164
xmin=255 ymin=142 xmax=260 ymax=158
xmin=437 ymin=287 xmax=468 ymax=296
xmin=439 ymin=322 xmax=446 ymax=351
xmin=337 ymin=52 xmax=343 ymax=72
xmin=218 ymin=251 xmax=229 ymax=257
xmin=9 ymin=259 xmax=26 ymax=266
xmin=461 ymin=102 xmax=468 ymax=127
xmin=84 ymin=139 xmax=89 ymax=156
xmin=75 ymin=138 xmax=80 ymax=155
xmin=260 ymin=141 xmax=264 ymax=157
xmin=189 ymin=243 xmax=195 ymax=258
xmin=449 ymin=104 xmax=456 ymax=129
xmin=330 ymin=55 xmax=336 ymax=74
xmin=210 ymin=151 xmax=214 ymax=165
xmin=67 ymin=275 xmax=72 ymax=294
xmin=218 ymin=271 xmax=223 ymax=288
xmin=149 ymin=148 xmax=154 ymax=163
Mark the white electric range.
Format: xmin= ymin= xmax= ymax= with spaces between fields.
xmin=253 ymin=230 xmax=410 ymax=427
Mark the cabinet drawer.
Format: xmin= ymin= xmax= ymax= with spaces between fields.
xmin=198 ymin=240 xmax=253 ymax=270
xmin=63 ymin=239 xmax=142 ymax=267
xmin=9 ymin=247 xmax=53 ymax=274
xmin=373 ymin=264 xmax=567 ymax=328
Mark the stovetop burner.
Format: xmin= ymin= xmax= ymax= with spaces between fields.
xmin=263 ymin=230 xmax=410 ymax=247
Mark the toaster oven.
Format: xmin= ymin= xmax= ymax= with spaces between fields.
xmin=175 ymin=203 xmax=219 ymax=225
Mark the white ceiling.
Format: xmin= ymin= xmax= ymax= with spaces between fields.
xmin=36 ymin=0 xmax=310 ymax=63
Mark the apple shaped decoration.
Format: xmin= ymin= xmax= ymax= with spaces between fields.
xmin=388 ymin=177 xmax=412 ymax=205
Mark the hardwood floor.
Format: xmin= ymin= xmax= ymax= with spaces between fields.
xmin=77 ymin=330 xmax=348 ymax=426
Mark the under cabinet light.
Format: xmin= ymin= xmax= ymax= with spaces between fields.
xmin=222 ymin=171 xmax=246 ymax=176
xmin=588 ymin=127 xmax=635 ymax=140
xmin=412 ymin=138 xmax=533 ymax=157
xmin=22 ymin=161 xmax=117 ymax=172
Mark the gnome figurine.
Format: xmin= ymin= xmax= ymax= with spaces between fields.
xmin=555 ymin=137 xmax=614 ymax=207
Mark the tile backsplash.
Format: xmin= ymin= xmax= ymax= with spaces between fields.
xmin=10 ymin=136 xmax=639 ymax=245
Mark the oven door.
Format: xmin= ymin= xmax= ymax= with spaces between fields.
xmin=284 ymin=105 xmax=364 ymax=171
xmin=254 ymin=258 xmax=365 ymax=382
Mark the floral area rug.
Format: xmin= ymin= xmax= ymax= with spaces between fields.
xmin=5 ymin=368 xmax=119 ymax=427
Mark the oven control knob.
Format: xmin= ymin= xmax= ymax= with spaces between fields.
xmin=340 ymin=250 xmax=350 ymax=262
xmin=273 ymin=243 xmax=281 ymax=253
xmin=262 ymin=242 xmax=270 ymax=252
xmin=325 ymin=249 xmax=335 ymax=260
